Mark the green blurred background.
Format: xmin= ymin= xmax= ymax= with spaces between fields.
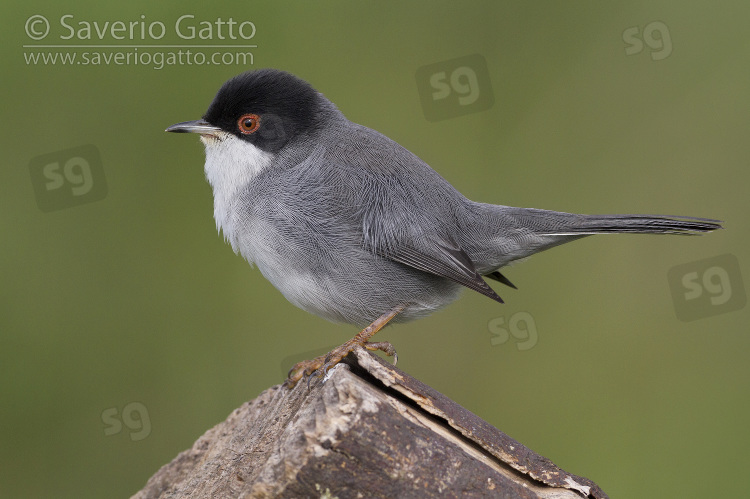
xmin=2 ymin=1 xmax=748 ymax=497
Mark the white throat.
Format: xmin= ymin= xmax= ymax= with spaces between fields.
xmin=201 ymin=132 xmax=274 ymax=250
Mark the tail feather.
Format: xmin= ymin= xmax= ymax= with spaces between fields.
xmin=470 ymin=205 xmax=723 ymax=276
xmin=535 ymin=213 xmax=723 ymax=236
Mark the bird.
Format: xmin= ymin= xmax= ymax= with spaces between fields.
xmin=166 ymin=68 xmax=722 ymax=387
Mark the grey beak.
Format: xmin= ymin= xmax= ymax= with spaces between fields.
xmin=165 ymin=119 xmax=222 ymax=134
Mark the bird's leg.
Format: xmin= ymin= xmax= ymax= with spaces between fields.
xmin=284 ymin=305 xmax=405 ymax=388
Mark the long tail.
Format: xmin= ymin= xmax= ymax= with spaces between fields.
xmin=496 ymin=207 xmax=723 ymax=236
xmin=542 ymin=213 xmax=723 ymax=235
xmin=472 ymin=206 xmax=722 ymax=291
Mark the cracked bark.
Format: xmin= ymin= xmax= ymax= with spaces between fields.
xmin=132 ymin=349 xmax=608 ymax=499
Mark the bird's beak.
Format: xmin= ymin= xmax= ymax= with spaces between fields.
xmin=165 ymin=119 xmax=222 ymax=135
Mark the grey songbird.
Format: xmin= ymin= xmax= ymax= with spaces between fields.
xmin=166 ymin=68 xmax=721 ymax=386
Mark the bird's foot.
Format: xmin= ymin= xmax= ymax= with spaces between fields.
xmin=283 ymin=306 xmax=405 ymax=389
xmin=284 ymin=340 xmax=397 ymax=389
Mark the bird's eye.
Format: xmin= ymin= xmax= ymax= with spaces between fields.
xmin=237 ymin=114 xmax=261 ymax=134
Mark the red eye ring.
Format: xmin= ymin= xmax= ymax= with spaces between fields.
xmin=237 ymin=113 xmax=261 ymax=134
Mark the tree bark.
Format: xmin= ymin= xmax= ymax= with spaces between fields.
xmin=132 ymin=349 xmax=608 ymax=499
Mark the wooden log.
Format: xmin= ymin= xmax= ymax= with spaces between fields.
xmin=132 ymin=349 xmax=608 ymax=498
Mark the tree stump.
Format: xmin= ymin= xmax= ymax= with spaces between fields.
xmin=132 ymin=349 xmax=608 ymax=498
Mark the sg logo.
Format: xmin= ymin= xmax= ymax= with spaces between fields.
xmin=668 ymin=254 xmax=746 ymax=321
xmin=29 ymin=144 xmax=107 ymax=212
xmin=102 ymin=402 xmax=151 ymax=441
xmin=430 ymin=67 xmax=481 ymax=107
xmin=416 ymin=54 xmax=494 ymax=121
xmin=488 ymin=311 xmax=538 ymax=351
xmin=623 ymin=21 xmax=672 ymax=61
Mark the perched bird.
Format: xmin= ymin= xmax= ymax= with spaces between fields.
xmin=166 ymin=68 xmax=721 ymax=386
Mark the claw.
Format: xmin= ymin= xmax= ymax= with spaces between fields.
xmin=283 ymin=305 xmax=405 ymax=389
